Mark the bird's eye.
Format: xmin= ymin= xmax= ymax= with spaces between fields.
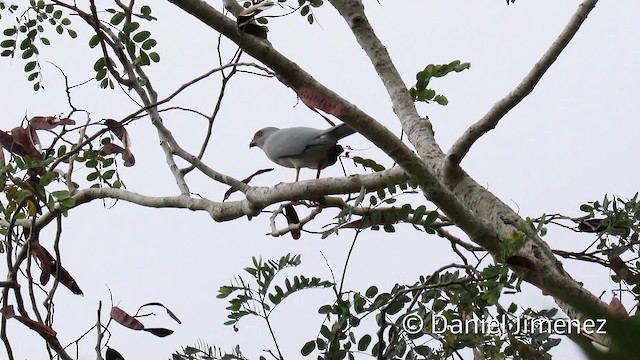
xmin=256 ymin=130 xmax=263 ymax=137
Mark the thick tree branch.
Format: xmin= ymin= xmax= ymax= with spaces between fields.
xmin=167 ymin=0 xmax=612 ymax=346
xmin=167 ymin=0 xmax=499 ymax=257
xmin=445 ymin=0 xmax=599 ymax=174
xmin=328 ymin=0 xmax=438 ymax=158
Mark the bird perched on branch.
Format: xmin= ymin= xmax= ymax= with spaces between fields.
xmin=249 ymin=123 xmax=355 ymax=181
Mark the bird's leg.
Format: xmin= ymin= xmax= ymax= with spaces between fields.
xmin=295 ymin=168 xmax=300 ymax=182
xmin=316 ymin=168 xmax=321 ymax=179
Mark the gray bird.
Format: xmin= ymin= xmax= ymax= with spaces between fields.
xmin=249 ymin=123 xmax=355 ymax=181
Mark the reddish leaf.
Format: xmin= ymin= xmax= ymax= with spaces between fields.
xmin=608 ymin=255 xmax=632 ymax=281
xmin=100 ymin=143 xmax=126 ymax=156
xmin=15 ymin=315 xmax=57 ymax=337
xmin=110 ymin=306 xmax=144 ymax=330
xmin=143 ymin=327 xmax=174 ymax=337
xmin=29 ymin=116 xmax=76 ymax=130
xmin=138 ymin=302 xmax=182 ymax=324
xmin=104 ymin=119 xmax=131 ymax=149
xmin=2 ymin=305 xmax=57 ymax=337
xmin=11 ymin=126 xmax=41 ymax=159
xmin=0 ymin=129 xmax=28 ymax=157
xmin=609 ymin=297 xmax=629 ymax=317
xmin=31 ymin=242 xmax=53 ymax=286
xmin=223 ymin=168 xmax=274 ymax=201
xmin=298 ymin=87 xmax=345 ymax=117
xmin=473 ymin=348 xmax=481 ymax=360
xmin=101 ymin=144 xmax=136 ymax=167
xmin=284 ymin=204 xmax=301 ymax=240
xmin=1 ymin=305 xmax=16 ymax=319
xmin=103 ymin=120 xmax=135 ymax=167
xmin=122 ymin=149 xmax=135 ymax=167
xmin=31 ymin=241 xmax=83 ymax=295
xmin=106 ymin=347 xmax=125 ymax=360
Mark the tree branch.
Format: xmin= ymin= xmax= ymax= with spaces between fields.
xmin=445 ymin=0 xmax=599 ymax=175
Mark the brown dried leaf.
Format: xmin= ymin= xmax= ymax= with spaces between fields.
xmin=284 ymin=204 xmax=301 ymax=240
xmin=223 ymin=168 xmax=274 ymax=201
xmin=11 ymin=126 xmax=41 ymax=159
xmin=143 ymin=327 xmax=174 ymax=337
xmin=298 ymin=87 xmax=345 ymax=117
xmin=29 ymin=116 xmax=76 ymax=130
xmin=473 ymin=348 xmax=481 ymax=360
xmin=31 ymin=241 xmax=83 ymax=295
xmin=106 ymin=347 xmax=125 ymax=360
xmin=0 ymin=129 xmax=28 ymax=157
xmin=104 ymin=119 xmax=131 ymax=149
xmin=1 ymin=305 xmax=16 ymax=319
xmin=122 ymin=149 xmax=135 ymax=167
xmin=15 ymin=314 xmax=57 ymax=336
xmin=2 ymin=306 xmax=57 ymax=336
xmin=101 ymin=144 xmax=135 ymax=167
xmin=31 ymin=242 xmax=53 ymax=286
xmin=138 ymin=302 xmax=182 ymax=324
xmin=609 ymin=297 xmax=629 ymax=317
xmin=100 ymin=143 xmax=126 ymax=156
xmin=110 ymin=306 xmax=144 ymax=330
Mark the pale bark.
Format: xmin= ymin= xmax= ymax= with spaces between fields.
xmin=165 ymin=0 xmax=609 ymax=346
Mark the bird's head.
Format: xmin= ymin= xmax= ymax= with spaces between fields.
xmin=249 ymin=127 xmax=278 ymax=149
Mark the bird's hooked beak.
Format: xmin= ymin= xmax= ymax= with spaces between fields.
xmin=249 ymin=140 xmax=257 ymax=148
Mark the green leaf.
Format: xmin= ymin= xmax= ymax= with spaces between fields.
xmin=149 ymin=52 xmax=160 ymax=62
xmin=413 ymin=205 xmax=426 ymax=222
xmin=434 ymin=94 xmax=448 ymax=105
xmin=89 ymin=35 xmax=100 ymax=48
xmin=111 ymin=12 xmax=125 ymax=25
xmin=357 ymin=334 xmax=372 ymax=351
xmin=301 ymin=340 xmax=315 ymax=356
xmin=579 ymin=204 xmax=593 ymax=212
xmin=365 ymin=286 xmax=378 ymax=298
xmin=424 ymin=210 xmax=438 ymax=225
xmin=141 ymin=38 xmax=156 ymax=50
xmin=132 ymin=30 xmax=151 ymax=42
xmin=123 ymin=22 xmax=140 ymax=34
xmin=39 ymin=171 xmax=57 ymax=186
xmin=60 ymin=198 xmax=75 ymax=208
xmin=52 ymin=190 xmax=71 ymax=199
xmin=24 ymin=61 xmax=36 ymax=72
xmin=140 ymin=5 xmax=152 ymax=16
xmin=15 ymin=189 xmax=33 ymax=202
xmin=0 ymin=39 xmax=15 ymax=48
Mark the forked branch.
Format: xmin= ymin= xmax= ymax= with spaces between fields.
xmin=445 ymin=0 xmax=599 ymax=175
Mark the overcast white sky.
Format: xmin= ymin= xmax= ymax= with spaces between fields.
xmin=1 ymin=1 xmax=639 ymax=359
